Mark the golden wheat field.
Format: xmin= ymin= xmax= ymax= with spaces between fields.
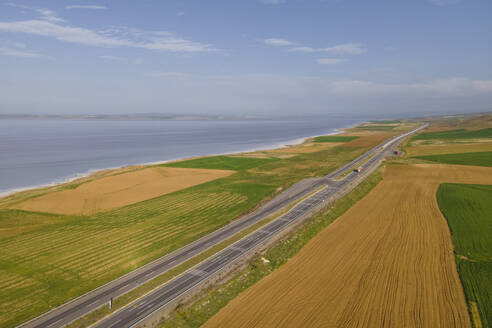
xmin=11 ymin=167 xmax=233 ymax=215
xmin=204 ymin=164 xmax=492 ymax=328
xmin=343 ymin=132 xmax=394 ymax=148
xmin=267 ymin=141 xmax=342 ymax=154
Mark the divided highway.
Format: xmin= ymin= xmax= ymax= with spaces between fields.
xmin=19 ymin=124 xmax=427 ymax=328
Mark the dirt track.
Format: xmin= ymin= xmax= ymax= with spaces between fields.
xmin=204 ymin=164 xmax=492 ymax=328
xmin=11 ymin=167 xmax=233 ymax=215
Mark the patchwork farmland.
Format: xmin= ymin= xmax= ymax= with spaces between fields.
xmin=0 ymin=126 xmax=405 ymax=327
xmin=11 ymin=167 xmax=234 ymax=215
xmin=203 ymin=164 xmax=492 ymax=328
xmin=438 ymin=183 xmax=492 ymax=327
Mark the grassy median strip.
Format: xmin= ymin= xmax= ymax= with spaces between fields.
xmin=437 ymin=183 xmax=492 ymax=328
xmin=65 ymin=186 xmax=327 ymax=328
xmin=158 ymin=169 xmax=383 ymax=328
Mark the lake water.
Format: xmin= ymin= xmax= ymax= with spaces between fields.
xmin=0 ymin=118 xmax=360 ymax=196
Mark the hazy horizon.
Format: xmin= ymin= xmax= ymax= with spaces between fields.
xmin=1 ymin=0 xmax=491 ymax=116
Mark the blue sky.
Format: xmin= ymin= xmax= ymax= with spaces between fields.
xmin=0 ymin=0 xmax=491 ymax=116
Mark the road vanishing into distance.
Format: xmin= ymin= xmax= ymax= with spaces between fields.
xmin=19 ymin=124 xmax=427 ymax=328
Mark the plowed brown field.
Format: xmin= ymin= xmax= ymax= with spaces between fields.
xmin=204 ymin=164 xmax=492 ymax=328
xmin=11 ymin=167 xmax=233 ymax=215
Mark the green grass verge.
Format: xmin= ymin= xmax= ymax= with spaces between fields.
xmin=313 ymin=136 xmax=359 ymax=143
xmin=158 ymin=169 xmax=383 ymax=328
xmin=413 ymin=128 xmax=492 ymax=140
xmin=413 ymin=151 xmax=492 ymax=167
xmin=161 ymin=155 xmax=278 ymax=171
xmin=437 ymin=183 xmax=492 ymax=328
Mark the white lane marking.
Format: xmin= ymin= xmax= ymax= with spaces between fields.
xmin=48 ymin=318 xmax=63 ymax=327
xmin=109 ymin=319 xmax=123 ymax=328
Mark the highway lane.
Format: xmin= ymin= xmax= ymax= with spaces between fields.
xmin=94 ymin=124 xmax=427 ymax=328
xmin=19 ymin=178 xmax=328 ymax=328
xmin=97 ymin=186 xmax=339 ymax=328
xmin=19 ymin=124 xmax=426 ymax=328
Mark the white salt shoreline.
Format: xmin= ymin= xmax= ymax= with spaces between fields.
xmin=0 ymin=123 xmax=360 ymax=199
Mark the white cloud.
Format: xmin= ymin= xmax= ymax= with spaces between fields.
xmin=316 ymin=58 xmax=347 ymax=65
xmin=66 ymin=5 xmax=107 ymax=10
xmin=2 ymin=75 xmax=491 ymax=115
xmin=263 ymin=38 xmax=295 ymax=46
xmin=323 ymin=43 xmax=366 ymax=54
xmin=473 ymin=80 xmax=492 ymax=92
xmin=0 ymin=20 xmax=129 ymax=46
xmin=37 ymin=8 xmax=67 ymax=22
xmin=319 ymin=77 xmax=492 ymax=96
xmin=0 ymin=20 xmax=218 ymax=52
xmin=289 ymin=46 xmax=315 ymax=53
xmin=6 ymin=3 xmax=67 ymax=23
xmin=0 ymin=47 xmax=45 ymax=58
xmin=291 ymin=43 xmax=366 ymax=55
xmin=176 ymin=12 xmax=185 ymax=16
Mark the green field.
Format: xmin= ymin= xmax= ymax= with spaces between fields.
xmin=413 ymin=128 xmax=492 ymax=141
xmin=369 ymin=120 xmax=401 ymax=124
xmin=313 ymin=135 xmax=359 ymax=143
xmin=0 ymin=179 xmax=275 ymax=327
xmin=356 ymin=125 xmax=396 ymax=131
xmin=414 ymin=151 xmax=492 ymax=167
xmin=0 ymin=136 xmax=374 ymax=327
xmin=162 ymin=155 xmax=277 ymax=170
xmin=437 ymin=183 xmax=492 ymax=328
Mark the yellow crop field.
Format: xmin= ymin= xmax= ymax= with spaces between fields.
xmin=344 ymin=132 xmax=394 ymax=147
xmin=0 ymin=188 xmax=252 ymax=326
xmin=267 ymin=141 xmax=342 ymax=154
xmin=11 ymin=167 xmax=233 ymax=215
xmin=204 ymin=164 xmax=492 ymax=328
xmin=0 ymin=128 xmax=417 ymax=327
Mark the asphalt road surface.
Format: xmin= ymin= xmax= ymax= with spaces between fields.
xmin=19 ymin=124 xmax=427 ymax=328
